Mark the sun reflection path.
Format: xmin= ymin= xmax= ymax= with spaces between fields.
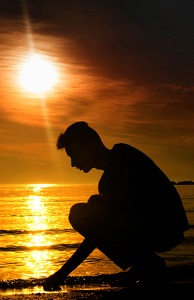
xmin=25 ymin=250 xmax=50 ymax=279
xmin=26 ymin=184 xmax=51 ymax=236
xmin=25 ymin=184 xmax=53 ymax=277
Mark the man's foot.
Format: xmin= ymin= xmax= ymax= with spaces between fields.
xmin=110 ymin=254 xmax=167 ymax=287
xmin=134 ymin=254 xmax=167 ymax=282
xmin=109 ymin=267 xmax=141 ymax=287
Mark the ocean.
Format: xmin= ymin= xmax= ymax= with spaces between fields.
xmin=0 ymin=183 xmax=194 ymax=294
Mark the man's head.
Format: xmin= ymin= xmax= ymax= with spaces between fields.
xmin=56 ymin=121 xmax=104 ymax=172
xmin=57 ymin=121 xmax=102 ymax=150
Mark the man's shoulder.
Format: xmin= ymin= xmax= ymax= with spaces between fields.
xmin=111 ymin=144 xmax=140 ymax=164
xmin=112 ymin=143 xmax=152 ymax=164
xmin=113 ymin=143 xmax=131 ymax=150
xmin=112 ymin=143 xmax=139 ymax=153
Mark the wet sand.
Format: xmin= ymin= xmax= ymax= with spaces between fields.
xmin=1 ymin=282 xmax=194 ymax=300
xmin=1 ymin=280 xmax=194 ymax=300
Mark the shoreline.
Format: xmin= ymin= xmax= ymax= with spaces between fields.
xmin=1 ymin=265 xmax=194 ymax=299
xmin=1 ymin=281 xmax=194 ymax=300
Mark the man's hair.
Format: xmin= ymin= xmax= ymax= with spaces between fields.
xmin=56 ymin=121 xmax=102 ymax=150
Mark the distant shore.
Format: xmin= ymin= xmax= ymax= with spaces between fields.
xmin=172 ymin=180 xmax=194 ymax=185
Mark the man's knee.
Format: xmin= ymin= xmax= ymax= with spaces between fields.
xmin=69 ymin=202 xmax=107 ymax=234
xmin=69 ymin=203 xmax=86 ymax=230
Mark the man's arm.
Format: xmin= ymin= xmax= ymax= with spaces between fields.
xmin=43 ymin=238 xmax=96 ymax=291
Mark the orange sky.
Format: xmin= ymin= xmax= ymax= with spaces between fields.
xmin=0 ymin=0 xmax=194 ymax=184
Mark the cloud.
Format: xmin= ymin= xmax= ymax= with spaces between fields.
xmin=1 ymin=0 xmax=194 ymax=182
xmin=29 ymin=0 xmax=194 ymax=85
xmin=3 ymin=1 xmax=194 ymax=83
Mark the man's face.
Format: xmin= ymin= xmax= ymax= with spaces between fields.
xmin=66 ymin=140 xmax=94 ymax=173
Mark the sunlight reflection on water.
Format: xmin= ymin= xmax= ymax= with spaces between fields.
xmin=0 ymin=184 xmax=193 ymax=281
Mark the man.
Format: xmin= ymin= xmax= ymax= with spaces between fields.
xmin=43 ymin=121 xmax=189 ymax=290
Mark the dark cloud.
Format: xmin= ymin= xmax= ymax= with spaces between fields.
xmin=27 ymin=0 xmax=194 ymax=85
xmin=2 ymin=0 xmax=194 ymax=84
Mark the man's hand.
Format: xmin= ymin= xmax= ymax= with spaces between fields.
xmin=43 ymin=271 xmax=65 ymax=291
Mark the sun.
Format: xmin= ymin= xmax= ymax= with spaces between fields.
xmin=19 ymin=54 xmax=58 ymax=95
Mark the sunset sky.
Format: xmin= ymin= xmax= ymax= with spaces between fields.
xmin=1 ymin=0 xmax=194 ymax=184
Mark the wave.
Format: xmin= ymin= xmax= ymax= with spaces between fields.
xmin=0 ymin=273 xmax=124 ymax=291
xmin=0 ymin=242 xmax=80 ymax=252
xmin=1 ymin=224 xmax=192 ymax=236
xmin=0 ymin=274 xmax=118 ymax=290
xmin=0 ymin=228 xmax=74 ymax=236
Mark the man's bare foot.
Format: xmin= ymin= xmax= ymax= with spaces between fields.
xmin=110 ymin=255 xmax=167 ymax=287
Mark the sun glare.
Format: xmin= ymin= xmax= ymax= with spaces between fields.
xmin=19 ymin=54 xmax=58 ymax=95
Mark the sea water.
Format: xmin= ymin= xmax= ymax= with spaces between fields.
xmin=0 ymin=183 xmax=194 ymax=293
